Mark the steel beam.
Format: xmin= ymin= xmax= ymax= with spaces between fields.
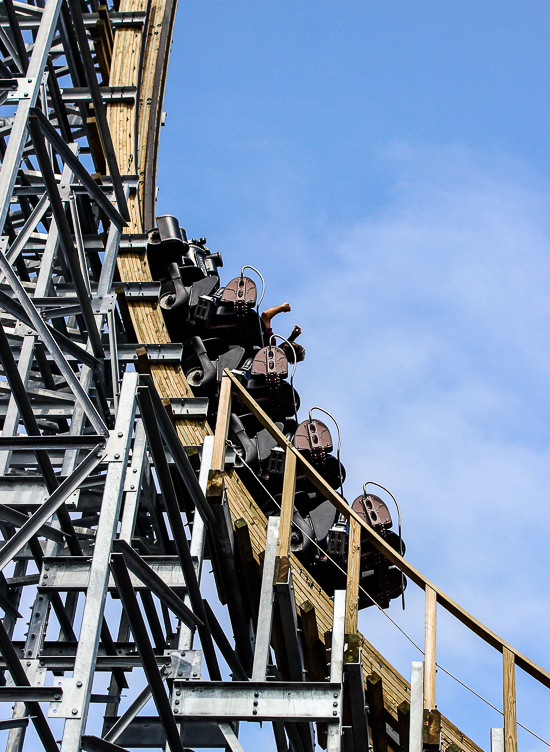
xmin=109 ymin=553 xmax=185 ymax=752
xmin=252 ymin=516 xmax=280 ymax=682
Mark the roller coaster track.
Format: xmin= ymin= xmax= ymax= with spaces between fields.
xmin=0 ymin=1 xmax=544 ymax=752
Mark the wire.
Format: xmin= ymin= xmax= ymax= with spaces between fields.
xmin=227 ymin=440 xmax=550 ymax=748
xmin=270 ymin=332 xmax=298 ymax=424
xmin=363 ymin=481 xmax=405 ymax=610
xmin=241 ymin=265 xmax=266 ymax=347
xmin=307 ymin=406 xmax=344 ymax=499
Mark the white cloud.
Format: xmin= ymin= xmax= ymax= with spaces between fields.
xmin=267 ymin=143 xmax=550 ymax=748
xmin=165 ymin=141 xmax=550 ymax=749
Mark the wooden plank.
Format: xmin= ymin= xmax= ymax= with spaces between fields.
xmin=424 ymin=585 xmax=437 ymax=710
xmin=276 ymin=447 xmax=296 ymax=582
xmin=345 ymin=517 xmax=361 ymax=636
xmin=366 ymin=671 xmax=388 ymax=752
xmin=233 ymin=518 xmax=261 ymax=628
xmin=422 ymin=709 xmax=441 ymax=749
xmin=298 ymin=600 xmax=328 ymax=682
xmin=397 ymin=701 xmax=410 ymax=752
xmin=225 ymin=368 xmax=550 ymax=690
xmin=503 ymin=647 xmax=517 ymax=752
xmin=211 ymin=373 xmax=232 ymax=473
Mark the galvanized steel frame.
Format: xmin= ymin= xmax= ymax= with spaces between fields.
xmin=0 ymin=2 xmax=353 ymax=751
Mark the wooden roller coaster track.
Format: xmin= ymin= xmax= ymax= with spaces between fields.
xmin=0 ymin=0 xmax=545 ymax=751
xmin=107 ymin=3 xmax=546 ymax=752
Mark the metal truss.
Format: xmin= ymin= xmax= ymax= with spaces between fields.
xmin=1 ymin=1 xmax=534 ymax=752
xmin=0 ymin=2 xmax=355 ymax=751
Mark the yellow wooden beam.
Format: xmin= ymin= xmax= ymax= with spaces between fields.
xmin=503 ymin=647 xmax=517 ymax=752
xmin=424 ymin=585 xmax=437 ymax=710
xmin=345 ymin=517 xmax=361 ymax=636
xmin=276 ymin=447 xmax=296 ymax=582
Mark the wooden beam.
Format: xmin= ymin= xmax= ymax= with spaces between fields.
xmin=503 ymin=648 xmax=517 ymax=752
xmin=424 ymin=585 xmax=437 ymax=710
xmin=298 ymin=600 xmax=328 ymax=682
xmin=422 ymin=709 xmax=441 ymax=750
xmin=366 ymin=671 xmax=388 ymax=752
xmin=276 ymin=447 xmax=296 ymax=582
xmin=345 ymin=661 xmax=369 ymax=752
xmin=345 ymin=517 xmax=361 ymax=636
xmin=224 ymin=368 xmax=550 ymax=691
xmin=233 ymin=518 xmax=261 ymax=628
xmin=208 ymin=374 xmax=232 ymax=499
xmin=397 ymin=701 xmax=410 ymax=752
xmin=211 ymin=373 xmax=232 ymax=472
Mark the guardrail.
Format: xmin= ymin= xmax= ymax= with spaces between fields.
xmin=211 ymin=368 xmax=550 ymax=752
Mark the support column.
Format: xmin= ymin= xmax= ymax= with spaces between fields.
xmin=60 ymin=372 xmax=138 ymax=752
xmin=409 ymin=661 xmax=424 ymax=752
xmin=503 ymin=648 xmax=517 ymax=752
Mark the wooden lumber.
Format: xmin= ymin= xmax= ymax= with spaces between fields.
xmin=366 ymin=671 xmax=388 ymax=752
xmin=424 ymin=585 xmax=437 ymax=710
xmin=503 ymin=647 xmax=517 ymax=752
xmin=87 ymin=116 xmax=107 ymax=174
xmin=211 ymin=373 xmax=231 ymax=473
xmin=298 ymin=600 xmax=328 ymax=682
xmin=397 ymin=701 xmax=410 ymax=752
xmin=423 ymin=709 xmax=441 ymax=750
xmin=276 ymin=447 xmax=296 ymax=582
xmin=233 ymin=518 xmax=261 ymax=628
xmin=345 ymin=516 xmax=361 ymax=636
xmin=98 ymin=5 xmax=114 ymax=50
xmin=345 ymin=660 xmax=369 ymax=752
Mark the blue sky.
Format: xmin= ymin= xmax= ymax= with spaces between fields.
xmin=156 ymin=3 xmax=550 ymax=750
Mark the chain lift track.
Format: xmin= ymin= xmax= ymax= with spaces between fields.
xmin=0 ymin=2 xmax=545 ymax=752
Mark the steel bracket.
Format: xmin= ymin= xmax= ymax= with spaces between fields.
xmin=48 ymin=676 xmax=82 ymax=718
xmin=113 ymin=281 xmax=161 ymax=300
xmin=166 ymin=649 xmax=202 ymax=680
xmin=103 ymin=429 xmax=129 ymax=462
xmin=91 ymin=293 xmax=116 ymax=314
xmin=114 ymin=343 xmax=183 ymax=363
xmin=7 ymin=77 xmax=38 ymax=102
xmin=170 ymin=397 xmax=209 ymax=418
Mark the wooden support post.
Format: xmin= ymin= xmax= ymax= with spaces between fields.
xmin=276 ymin=447 xmax=296 ymax=582
xmin=503 ymin=648 xmax=517 ymax=752
xmin=98 ymin=5 xmax=114 ymax=50
xmin=135 ymin=346 xmax=152 ymax=376
xmin=397 ymin=701 xmax=410 ymax=752
xmin=211 ymin=373 xmax=232 ymax=471
xmin=344 ymin=661 xmax=369 ymax=752
xmin=86 ymin=116 xmax=107 ymax=174
xmin=345 ymin=517 xmax=361 ymax=638
xmin=299 ymin=600 xmax=328 ymax=682
xmin=366 ymin=672 xmax=388 ymax=752
xmin=234 ymin=519 xmax=261 ymax=628
xmin=208 ymin=373 xmax=232 ymax=498
xmin=423 ymin=585 xmax=437 ymax=710
xmin=422 ymin=709 xmax=441 ymax=750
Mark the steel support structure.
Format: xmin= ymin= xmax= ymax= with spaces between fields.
xmin=0 ymin=2 xmax=353 ymax=751
xmin=0 ymin=1 xmax=516 ymax=751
